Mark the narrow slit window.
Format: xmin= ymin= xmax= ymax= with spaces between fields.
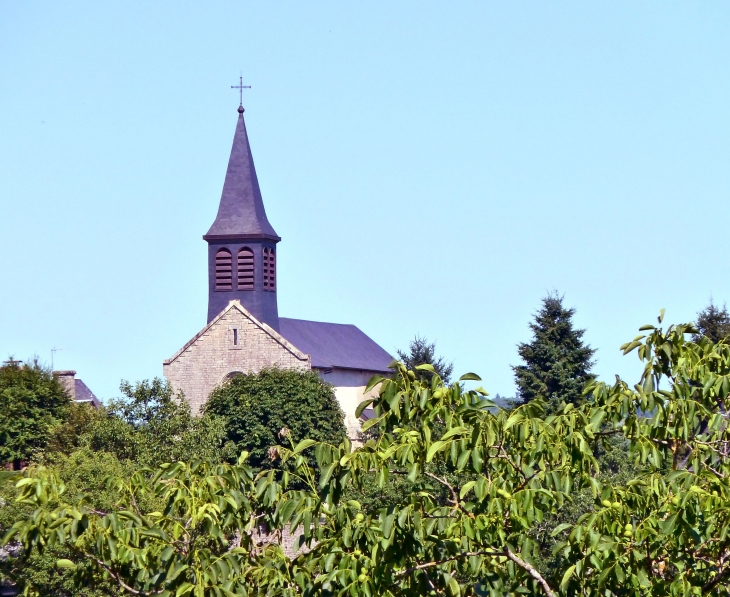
xmin=263 ymin=248 xmax=276 ymax=291
xmin=233 ymin=329 xmax=238 ymax=345
xmin=237 ymin=248 xmax=254 ymax=290
xmin=215 ymin=249 xmax=233 ymax=291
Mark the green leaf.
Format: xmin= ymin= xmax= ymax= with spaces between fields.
xmin=560 ymin=564 xmax=576 ymax=590
xmin=319 ymin=463 xmax=337 ymax=488
xmin=355 ymin=399 xmax=375 ymax=418
xmin=415 ymin=363 xmax=435 ymax=372
xmin=441 ymin=426 xmax=468 ymax=441
xmin=446 ymin=574 xmax=461 ymax=597
xmin=426 ymin=441 xmax=447 ymax=463
xmin=293 ymin=439 xmax=317 ymax=454
xmin=362 ymin=416 xmax=384 ymax=433
xmin=458 ymin=373 xmax=482 ymax=381
xmin=460 ymin=481 xmax=477 ymax=499
xmin=56 ymin=559 xmax=76 ymax=569
xmin=550 ymin=523 xmax=572 ymax=537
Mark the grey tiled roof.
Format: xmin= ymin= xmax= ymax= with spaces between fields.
xmin=204 ymin=110 xmax=279 ymax=241
xmin=279 ymin=318 xmax=393 ymax=373
xmin=74 ymin=379 xmax=100 ymax=408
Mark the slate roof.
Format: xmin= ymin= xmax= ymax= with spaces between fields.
xmin=279 ymin=318 xmax=393 ymax=373
xmin=204 ymin=108 xmax=280 ymax=241
xmin=74 ymin=379 xmax=100 ymax=408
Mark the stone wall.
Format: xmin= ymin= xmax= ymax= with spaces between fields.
xmin=164 ymin=302 xmax=310 ymax=414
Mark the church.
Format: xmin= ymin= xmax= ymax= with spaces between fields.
xmin=163 ymin=99 xmax=392 ymax=438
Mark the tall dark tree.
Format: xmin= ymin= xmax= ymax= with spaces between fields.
xmin=0 ymin=358 xmax=70 ymax=468
xmin=512 ymin=293 xmax=595 ymax=413
xmin=693 ymin=300 xmax=730 ymax=343
xmin=397 ymin=335 xmax=454 ymax=384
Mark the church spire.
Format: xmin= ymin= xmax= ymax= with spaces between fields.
xmin=204 ymin=102 xmax=281 ymax=328
xmin=203 ymin=105 xmax=280 ymax=241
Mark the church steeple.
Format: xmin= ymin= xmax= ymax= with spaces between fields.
xmin=203 ymin=105 xmax=280 ymax=242
xmin=204 ymin=104 xmax=281 ymax=328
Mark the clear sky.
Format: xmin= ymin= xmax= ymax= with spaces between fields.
xmin=1 ymin=2 xmax=729 ymax=402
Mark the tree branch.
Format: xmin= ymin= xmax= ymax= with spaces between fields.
xmin=394 ymin=548 xmax=556 ymax=597
xmin=703 ymin=551 xmax=730 ymax=592
xmin=86 ymin=554 xmax=164 ymax=596
xmin=506 ymin=549 xmax=557 ymax=597
xmin=395 ymin=550 xmax=504 ymax=577
xmin=424 ymin=471 xmax=459 ymax=506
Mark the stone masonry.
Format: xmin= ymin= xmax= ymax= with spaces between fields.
xmin=164 ymin=301 xmax=310 ymax=414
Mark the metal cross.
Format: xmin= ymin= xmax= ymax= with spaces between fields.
xmin=231 ymin=76 xmax=251 ymax=107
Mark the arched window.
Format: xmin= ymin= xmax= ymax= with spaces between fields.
xmin=215 ymin=249 xmax=232 ymax=290
xmin=237 ymin=248 xmax=254 ymax=290
xmin=223 ymin=371 xmax=244 ymax=383
xmin=263 ymin=247 xmax=276 ymax=291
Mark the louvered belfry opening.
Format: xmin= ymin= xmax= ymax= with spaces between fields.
xmin=263 ymin=247 xmax=276 ymax=291
xmin=214 ymin=249 xmax=233 ymax=290
xmin=237 ymin=248 xmax=254 ymax=290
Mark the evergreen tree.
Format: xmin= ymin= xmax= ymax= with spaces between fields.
xmin=397 ymin=335 xmax=453 ymax=384
xmin=693 ymin=300 xmax=730 ymax=343
xmin=0 ymin=358 xmax=70 ymax=468
xmin=512 ymin=293 xmax=595 ymax=413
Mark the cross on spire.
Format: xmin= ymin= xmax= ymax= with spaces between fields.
xmin=231 ymin=75 xmax=251 ymax=109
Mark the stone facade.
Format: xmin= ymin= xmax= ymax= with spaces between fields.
xmin=163 ymin=301 xmax=310 ymax=414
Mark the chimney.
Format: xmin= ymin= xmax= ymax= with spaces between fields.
xmin=53 ymin=370 xmax=76 ymax=401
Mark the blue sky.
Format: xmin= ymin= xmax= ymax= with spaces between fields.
xmin=1 ymin=2 xmax=729 ymax=401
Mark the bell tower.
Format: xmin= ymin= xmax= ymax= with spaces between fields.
xmin=203 ymin=102 xmax=280 ymax=329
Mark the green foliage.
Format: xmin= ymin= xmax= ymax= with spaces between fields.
xmin=88 ymin=378 xmax=235 ymax=467
xmin=513 ymin=293 xmax=596 ymax=414
xmin=0 ymin=450 xmax=130 ymax=596
xmin=0 ymin=358 xmax=70 ymax=466
xmin=397 ymin=335 xmax=453 ymax=385
xmin=204 ymin=368 xmax=347 ymax=469
xmin=45 ymin=402 xmax=108 ymax=455
xmin=693 ymin=300 xmax=730 ymax=343
xmin=9 ymin=318 xmax=730 ymax=595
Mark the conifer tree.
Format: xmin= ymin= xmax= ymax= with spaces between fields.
xmin=397 ymin=335 xmax=453 ymax=384
xmin=693 ymin=300 xmax=730 ymax=343
xmin=512 ymin=293 xmax=595 ymax=413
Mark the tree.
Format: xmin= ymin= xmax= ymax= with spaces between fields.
xmin=693 ymin=299 xmax=730 ymax=343
xmin=397 ymin=335 xmax=453 ymax=384
xmin=0 ymin=449 xmax=130 ymax=597
xmin=204 ymin=368 xmax=347 ymax=469
xmin=87 ymin=378 xmax=234 ymax=467
xmin=513 ymin=293 xmax=596 ymax=413
xmin=0 ymin=379 xmax=229 ymax=597
xmin=45 ymin=402 xmax=108 ymax=456
xmin=0 ymin=358 xmax=70 ymax=468
xmin=9 ymin=315 xmax=730 ymax=596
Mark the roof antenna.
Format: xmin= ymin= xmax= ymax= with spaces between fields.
xmin=231 ymin=74 xmax=251 ymax=113
xmin=51 ymin=347 xmax=64 ymax=370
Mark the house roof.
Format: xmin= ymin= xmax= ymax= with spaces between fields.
xmin=74 ymin=379 xmax=100 ymax=408
xmin=279 ymin=318 xmax=393 ymax=373
xmin=203 ymin=107 xmax=280 ymax=242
